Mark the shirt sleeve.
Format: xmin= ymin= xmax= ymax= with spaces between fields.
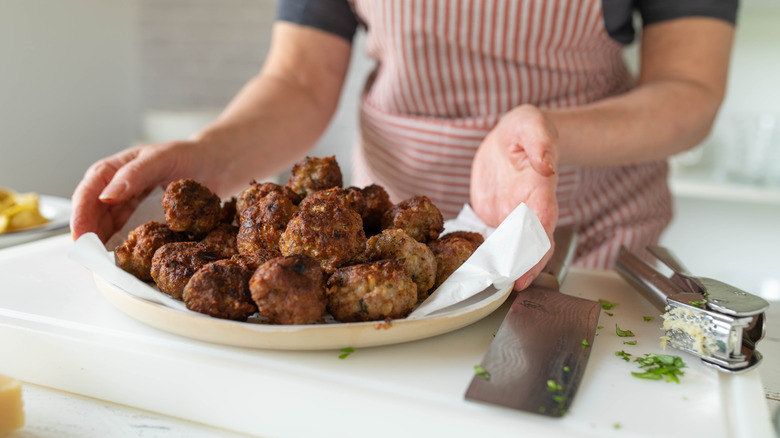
xmin=276 ymin=0 xmax=359 ymax=42
xmin=603 ymin=0 xmax=738 ymax=44
xmin=638 ymin=0 xmax=738 ymax=26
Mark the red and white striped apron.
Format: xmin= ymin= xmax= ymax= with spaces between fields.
xmin=349 ymin=0 xmax=672 ymax=269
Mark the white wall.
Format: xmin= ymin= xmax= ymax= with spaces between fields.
xmin=0 ymin=0 xmax=140 ymax=198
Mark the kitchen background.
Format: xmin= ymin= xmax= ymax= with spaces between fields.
xmin=1 ymin=0 xmax=779 ymax=411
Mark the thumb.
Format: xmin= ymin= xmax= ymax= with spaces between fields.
xmin=98 ymin=144 xmax=177 ymax=204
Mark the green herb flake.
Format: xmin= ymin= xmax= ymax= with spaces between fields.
xmin=474 ymin=365 xmax=491 ymax=381
xmin=616 ymin=324 xmax=635 ymax=337
xmin=598 ymin=298 xmax=618 ymax=310
xmin=689 ymin=300 xmax=707 ymax=308
xmin=623 ymin=340 xmax=637 ymax=346
xmin=614 ymin=423 xmax=622 ymax=430
xmin=582 ymin=339 xmax=590 ymax=348
xmin=643 ymin=316 xmax=654 ymax=322
xmin=338 ymin=347 xmax=355 ymax=359
xmin=605 ymin=312 xmax=614 ymax=317
xmin=547 ymin=379 xmax=563 ymax=392
xmin=615 ymin=350 xmax=632 ymax=362
xmin=631 ymin=353 xmax=686 ymax=383
xmin=597 ymin=325 xmax=604 ymax=330
xmin=563 ymin=366 xmax=570 ymax=373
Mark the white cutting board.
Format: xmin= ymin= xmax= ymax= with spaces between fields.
xmin=0 ymin=235 xmax=774 ymax=438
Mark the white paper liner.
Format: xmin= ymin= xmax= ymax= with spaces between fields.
xmin=69 ymin=189 xmax=550 ymax=322
xmin=409 ymin=203 xmax=549 ymax=318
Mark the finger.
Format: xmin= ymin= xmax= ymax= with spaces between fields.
xmin=505 ymin=110 xmax=558 ymax=177
xmin=70 ymin=153 xmax=136 ymax=240
xmin=99 ymin=144 xmax=176 ymax=204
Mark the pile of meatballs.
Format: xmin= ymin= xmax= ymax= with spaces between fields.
xmin=114 ymin=156 xmax=483 ymax=325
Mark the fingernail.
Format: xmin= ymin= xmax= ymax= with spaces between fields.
xmin=522 ymin=277 xmax=532 ymax=290
xmin=99 ymin=181 xmax=127 ymax=200
xmin=542 ymin=155 xmax=555 ymax=175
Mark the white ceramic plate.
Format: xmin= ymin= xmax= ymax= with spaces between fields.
xmin=94 ymin=276 xmax=512 ymax=350
xmin=0 ymin=195 xmax=71 ymax=248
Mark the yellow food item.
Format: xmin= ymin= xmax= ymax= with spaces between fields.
xmin=0 ymin=188 xmax=49 ymax=234
xmin=0 ymin=374 xmax=25 ymax=434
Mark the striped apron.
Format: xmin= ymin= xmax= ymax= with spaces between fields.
xmin=349 ymin=0 xmax=672 ymax=269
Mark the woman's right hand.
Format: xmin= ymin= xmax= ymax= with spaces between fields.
xmin=70 ymin=139 xmax=214 ymax=243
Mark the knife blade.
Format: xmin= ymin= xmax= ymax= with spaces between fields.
xmin=465 ymin=227 xmax=600 ymax=417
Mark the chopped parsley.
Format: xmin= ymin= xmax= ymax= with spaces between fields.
xmin=689 ymin=300 xmax=707 ymax=308
xmin=563 ymin=366 xmax=570 ymax=373
xmin=582 ymin=339 xmax=590 ymax=348
xmin=598 ymin=299 xmax=618 ymax=310
xmin=474 ymin=365 xmax=491 ymax=381
xmin=338 ymin=347 xmax=355 ymax=359
xmin=631 ymin=354 xmax=686 ymax=383
xmin=643 ymin=316 xmax=654 ymax=322
xmin=597 ymin=325 xmax=604 ymax=330
xmin=605 ymin=312 xmax=614 ymax=317
xmin=623 ymin=340 xmax=637 ymax=346
xmin=615 ymin=350 xmax=632 ymax=362
xmin=616 ymin=324 xmax=635 ymax=337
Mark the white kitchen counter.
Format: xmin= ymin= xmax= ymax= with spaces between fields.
xmin=0 ymin=235 xmax=776 ymax=438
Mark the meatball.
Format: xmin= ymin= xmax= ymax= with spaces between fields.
xmin=182 ymin=259 xmax=257 ymax=321
xmin=236 ymin=191 xmax=297 ymax=253
xmin=114 ymin=221 xmax=184 ymax=281
xmin=249 ymin=255 xmax=326 ymax=325
xmin=427 ymin=231 xmax=484 ymax=289
xmin=326 ymin=260 xmax=418 ymax=322
xmin=200 ymin=223 xmax=239 ymax=259
xmin=380 ymin=195 xmax=444 ymax=243
xmin=365 ymin=228 xmax=437 ymax=299
xmin=236 ymin=181 xmax=302 ymax=222
xmin=150 ymin=242 xmax=221 ymax=300
xmin=299 ymin=187 xmax=364 ymax=217
xmin=359 ymin=184 xmax=392 ymax=235
xmin=286 ymin=156 xmax=343 ymax=198
xmin=230 ymin=248 xmax=282 ymax=273
xmin=278 ymin=204 xmax=366 ymax=274
xmin=162 ymin=178 xmax=221 ymax=236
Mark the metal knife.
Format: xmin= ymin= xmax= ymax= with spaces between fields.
xmin=465 ymin=227 xmax=600 ymax=417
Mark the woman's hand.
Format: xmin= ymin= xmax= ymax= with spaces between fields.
xmin=70 ymin=140 xmax=216 ymax=243
xmin=470 ymin=104 xmax=560 ymax=290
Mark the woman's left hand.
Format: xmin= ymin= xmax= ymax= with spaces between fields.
xmin=470 ymin=104 xmax=560 ymax=290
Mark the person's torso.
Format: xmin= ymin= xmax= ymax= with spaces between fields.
xmin=352 ymin=0 xmax=633 ymax=125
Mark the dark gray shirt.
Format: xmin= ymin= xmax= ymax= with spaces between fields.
xmin=277 ymin=0 xmax=738 ymax=44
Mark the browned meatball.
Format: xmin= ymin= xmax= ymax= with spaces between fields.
xmin=278 ymin=205 xmax=366 ymax=274
xmin=230 ymin=248 xmax=282 ymax=273
xmin=235 ymin=181 xmax=302 ymax=222
xmin=182 ymin=259 xmax=257 ymax=321
xmin=200 ymin=223 xmax=239 ymax=259
xmin=249 ymin=255 xmax=326 ymax=325
xmin=365 ymin=228 xmax=437 ymax=299
xmin=150 ymin=242 xmax=221 ymax=300
xmin=162 ymin=178 xmax=221 ymax=236
xmin=114 ymin=221 xmax=184 ymax=281
xmin=299 ymin=187 xmax=364 ymax=217
xmin=427 ymin=231 xmax=484 ymax=289
xmin=326 ymin=260 xmax=418 ymax=322
xmin=286 ymin=156 xmax=343 ymax=198
xmin=380 ymin=195 xmax=444 ymax=243
xmin=359 ymin=184 xmax=392 ymax=235
xmin=236 ymin=191 xmax=297 ymax=253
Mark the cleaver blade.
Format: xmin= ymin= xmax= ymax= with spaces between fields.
xmin=465 ymin=227 xmax=601 ymax=417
